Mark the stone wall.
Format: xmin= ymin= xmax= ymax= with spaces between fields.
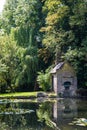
xmin=51 ymin=62 xmax=77 ymax=97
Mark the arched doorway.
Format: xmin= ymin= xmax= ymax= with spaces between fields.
xmin=63 ymin=81 xmax=71 ymax=90
xmin=63 ymin=81 xmax=71 ymax=97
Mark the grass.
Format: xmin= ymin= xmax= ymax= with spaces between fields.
xmin=0 ymin=92 xmax=37 ymax=99
xmin=0 ymin=91 xmax=57 ymax=99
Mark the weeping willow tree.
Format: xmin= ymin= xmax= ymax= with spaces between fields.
xmin=0 ymin=0 xmax=42 ymax=92
xmin=14 ymin=26 xmax=39 ymax=91
xmin=15 ymin=45 xmax=38 ymax=91
xmin=10 ymin=26 xmax=39 ymax=91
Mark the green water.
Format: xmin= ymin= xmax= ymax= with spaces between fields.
xmin=0 ymin=98 xmax=87 ymax=130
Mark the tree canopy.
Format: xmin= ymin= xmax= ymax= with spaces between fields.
xmin=0 ymin=0 xmax=87 ymax=93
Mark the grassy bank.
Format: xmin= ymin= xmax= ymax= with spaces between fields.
xmin=0 ymin=92 xmax=37 ymax=99
xmin=0 ymin=92 xmax=56 ymax=99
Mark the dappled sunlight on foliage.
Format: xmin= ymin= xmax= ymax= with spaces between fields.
xmin=0 ymin=0 xmax=87 ymax=92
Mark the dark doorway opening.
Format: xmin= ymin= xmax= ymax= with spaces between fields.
xmin=63 ymin=81 xmax=71 ymax=90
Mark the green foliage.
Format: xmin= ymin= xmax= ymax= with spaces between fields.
xmin=0 ymin=60 xmax=8 ymax=73
xmin=1 ymin=0 xmax=18 ymax=33
xmin=0 ymin=0 xmax=42 ymax=92
xmin=15 ymin=46 xmax=38 ymax=91
xmin=0 ymin=60 xmax=8 ymax=93
xmin=0 ymin=0 xmax=87 ymax=92
xmin=37 ymin=67 xmax=51 ymax=91
xmin=0 ymin=35 xmax=19 ymax=92
xmin=41 ymin=0 xmax=87 ymax=88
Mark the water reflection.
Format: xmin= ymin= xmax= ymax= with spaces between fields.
xmin=53 ymin=99 xmax=77 ymax=121
xmin=53 ymin=99 xmax=87 ymax=130
xmin=0 ymin=99 xmax=87 ymax=130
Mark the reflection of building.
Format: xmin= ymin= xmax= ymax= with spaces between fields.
xmin=53 ymin=99 xmax=77 ymax=125
xmin=50 ymin=62 xmax=77 ymax=97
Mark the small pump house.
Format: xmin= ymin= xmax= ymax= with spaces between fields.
xmin=50 ymin=62 xmax=77 ymax=97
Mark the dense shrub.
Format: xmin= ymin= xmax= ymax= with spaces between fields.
xmin=37 ymin=68 xmax=51 ymax=91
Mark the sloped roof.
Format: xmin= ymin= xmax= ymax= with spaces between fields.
xmin=50 ymin=62 xmax=64 ymax=74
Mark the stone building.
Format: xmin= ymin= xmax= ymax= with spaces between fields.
xmin=50 ymin=62 xmax=77 ymax=97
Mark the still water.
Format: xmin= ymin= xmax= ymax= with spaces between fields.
xmin=0 ymin=98 xmax=87 ymax=130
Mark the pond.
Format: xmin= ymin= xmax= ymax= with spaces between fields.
xmin=0 ymin=98 xmax=87 ymax=130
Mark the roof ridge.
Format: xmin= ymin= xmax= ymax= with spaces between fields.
xmin=50 ymin=62 xmax=64 ymax=74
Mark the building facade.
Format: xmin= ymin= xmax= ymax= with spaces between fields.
xmin=51 ymin=62 xmax=77 ymax=97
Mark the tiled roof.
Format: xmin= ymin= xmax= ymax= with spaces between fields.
xmin=50 ymin=62 xmax=64 ymax=73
